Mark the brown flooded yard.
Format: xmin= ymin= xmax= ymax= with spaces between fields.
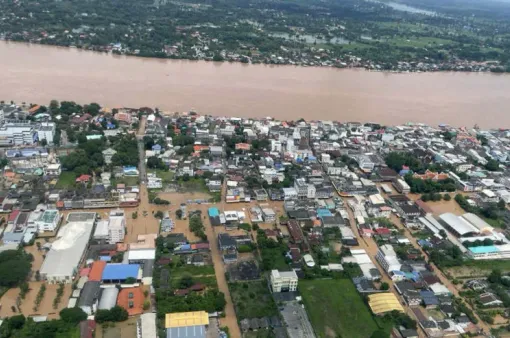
xmin=0 ymin=282 xmax=72 ymax=319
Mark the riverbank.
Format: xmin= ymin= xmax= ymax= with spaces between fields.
xmin=3 ymin=39 xmax=504 ymax=74
xmin=2 ymin=40 xmax=510 ymax=128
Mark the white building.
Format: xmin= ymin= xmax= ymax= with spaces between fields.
xmin=147 ymin=174 xmax=162 ymax=189
xmin=393 ymin=179 xmax=410 ymax=194
xmin=35 ymin=209 xmax=60 ymax=232
xmin=36 ymin=123 xmax=56 ymax=145
xmin=270 ymin=270 xmax=298 ymax=292
xmin=282 ymin=187 xmax=298 ymax=200
xmin=93 ymin=220 xmax=109 ymax=241
xmin=294 ymin=178 xmax=315 ymax=199
xmin=108 ymin=209 xmax=126 ymax=244
xmin=44 ymin=163 xmax=61 ymax=176
xmin=0 ymin=120 xmax=37 ymax=146
xmin=40 ymin=212 xmax=95 ymax=283
xmin=375 ymin=244 xmax=401 ymax=273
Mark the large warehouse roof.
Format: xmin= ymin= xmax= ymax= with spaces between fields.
xmin=40 ymin=218 xmax=95 ymax=279
xmin=461 ymin=213 xmax=494 ymax=233
xmin=368 ymin=293 xmax=404 ymax=315
xmin=439 ymin=213 xmax=479 ymax=237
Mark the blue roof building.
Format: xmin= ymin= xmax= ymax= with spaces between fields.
xmin=208 ymin=207 xmax=219 ymax=217
xmin=152 ymin=144 xmax=162 ymax=151
xmin=101 ymin=264 xmax=140 ymax=282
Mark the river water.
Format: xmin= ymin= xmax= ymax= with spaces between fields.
xmin=1 ymin=41 xmax=510 ymax=128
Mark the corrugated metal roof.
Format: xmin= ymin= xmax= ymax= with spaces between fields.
xmin=101 ymin=264 xmax=139 ymax=280
xmin=98 ymin=287 xmax=119 ymax=310
xmin=165 ymin=311 xmax=209 ymax=328
xmin=368 ymin=293 xmax=404 ymax=314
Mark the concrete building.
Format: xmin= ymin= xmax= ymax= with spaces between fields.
xmin=393 ymin=179 xmax=410 ymax=194
xmin=108 ymin=209 xmax=126 ymax=244
xmin=270 ymin=270 xmax=298 ymax=292
xmin=35 ymin=209 xmax=60 ymax=232
xmin=375 ymin=244 xmax=401 ymax=273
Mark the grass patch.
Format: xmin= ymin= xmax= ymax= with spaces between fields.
xmin=244 ymin=329 xmax=275 ymax=338
xmin=300 ymin=279 xmax=383 ymax=338
xmin=170 ymin=264 xmax=215 ymax=278
xmin=464 ymin=260 xmax=510 ymax=272
xmin=229 ymin=281 xmax=278 ymax=320
xmin=149 ymin=169 xmax=174 ymax=183
xmin=55 ymin=171 xmax=76 ymax=188
xmin=113 ymin=176 xmax=140 ymax=186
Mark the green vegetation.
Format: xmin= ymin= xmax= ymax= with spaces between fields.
xmin=0 ymin=250 xmax=32 ymax=288
xmin=229 ymin=281 xmax=278 ymax=320
xmin=33 ymin=284 xmax=46 ymax=312
xmin=59 ymin=307 xmax=88 ymax=324
xmin=189 ymin=212 xmax=207 ymax=240
xmin=0 ymin=313 xmax=81 ymax=338
xmin=4 ymin=0 xmax=510 ymax=71
xmin=300 ymin=279 xmax=385 ymax=338
xmin=55 ymin=172 xmax=77 ymax=188
xmin=94 ymin=306 xmax=129 ymax=323
xmin=52 ymin=283 xmax=65 ymax=309
xmin=256 ymin=231 xmax=290 ymax=271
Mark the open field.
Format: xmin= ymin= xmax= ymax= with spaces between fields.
xmin=447 ymin=260 xmax=510 ymax=278
xmin=299 ymin=279 xmax=383 ymax=338
xmin=229 ymin=280 xmax=278 ymax=320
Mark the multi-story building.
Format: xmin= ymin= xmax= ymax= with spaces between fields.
xmin=147 ymin=174 xmax=162 ymax=189
xmin=108 ymin=209 xmax=126 ymax=244
xmin=376 ymin=244 xmax=401 ymax=273
xmin=0 ymin=120 xmax=37 ymax=146
xmin=393 ymin=178 xmax=410 ymax=194
xmin=44 ymin=163 xmax=62 ymax=176
xmin=294 ymin=178 xmax=315 ymax=199
xmin=270 ymin=269 xmax=298 ymax=292
xmin=36 ymin=122 xmax=56 ymax=145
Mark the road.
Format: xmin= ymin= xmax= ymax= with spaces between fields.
xmin=137 ymin=116 xmax=147 ymax=182
xmin=203 ymin=215 xmax=242 ymax=338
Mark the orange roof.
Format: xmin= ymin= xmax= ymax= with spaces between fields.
xmin=88 ymin=261 xmax=106 ymax=281
xmin=3 ymin=172 xmax=15 ymax=178
xmin=28 ymin=105 xmax=41 ymax=113
xmin=193 ymin=145 xmax=208 ymax=152
xmin=117 ymin=287 xmax=144 ymax=316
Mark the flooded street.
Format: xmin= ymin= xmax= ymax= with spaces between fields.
xmin=2 ymin=41 xmax=510 ymax=127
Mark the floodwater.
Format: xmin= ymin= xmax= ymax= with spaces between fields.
xmin=2 ymin=41 xmax=510 ymax=128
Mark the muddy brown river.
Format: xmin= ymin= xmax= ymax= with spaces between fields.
xmin=1 ymin=41 xmax=510 ymax=128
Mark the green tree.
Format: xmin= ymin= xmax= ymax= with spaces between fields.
xmin=380 ymin=282 xmax=389 ymax=290
xmin=59 ymin=307 xmax=87 ymax=324
xmin=371 ymin=330 xmax=389 ymax=338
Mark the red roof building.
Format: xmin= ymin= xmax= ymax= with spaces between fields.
xmin=76 ymin=174 xmax=92 ymax=183
xmin=8 ymin=210 xmax=20 ymax=224
xmin=117 ymin=287 xmax=144 ymax=316
xmin=88 ymin=261 xmax=106 ymax=282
